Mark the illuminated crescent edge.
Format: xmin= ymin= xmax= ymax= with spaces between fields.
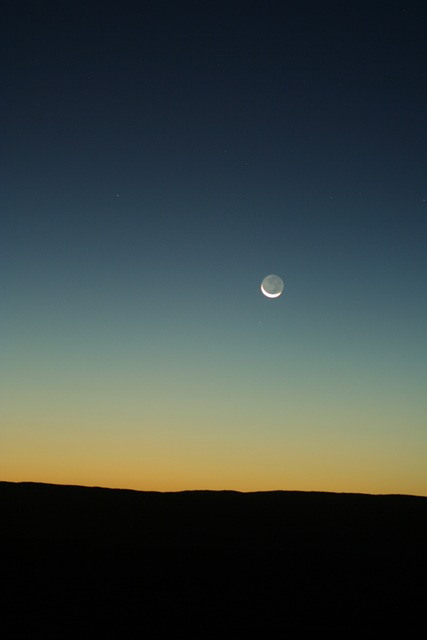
xmin=260 ymin=284 xmax=282 ymax=298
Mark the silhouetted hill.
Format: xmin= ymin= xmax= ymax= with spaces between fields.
xmin=1 ymin=482 xmax=426 ymax=634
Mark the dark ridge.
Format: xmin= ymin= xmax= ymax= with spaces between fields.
xmin=1 ymin=481 xmax=426 ymax=633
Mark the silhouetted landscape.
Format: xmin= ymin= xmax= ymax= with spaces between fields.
xmin=1 ymin=481 xmax=426 ymax=633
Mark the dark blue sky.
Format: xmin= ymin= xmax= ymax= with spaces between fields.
xmin=1 ymin=1 xmax=426 ymax=492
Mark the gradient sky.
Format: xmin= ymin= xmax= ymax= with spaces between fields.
xmin=1 ymin=1 xmax=426 ymax=494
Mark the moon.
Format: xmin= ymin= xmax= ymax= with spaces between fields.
xmin=261 ymin=274 xmax=284 ymax=299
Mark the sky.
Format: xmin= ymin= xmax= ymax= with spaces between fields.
xmin=1 ymin=1 xmax=426 ymax=494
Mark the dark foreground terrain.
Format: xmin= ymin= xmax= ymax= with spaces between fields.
xmin=1 ymin=482 xmax=426 ymax=634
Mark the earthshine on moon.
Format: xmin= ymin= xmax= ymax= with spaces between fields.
xmin=261 ymin=274 xmax=284 ymax=298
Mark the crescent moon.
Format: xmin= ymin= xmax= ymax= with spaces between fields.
xmin=260 ymin=284 xmax=281 ymax=298
xmin=260 ymin=274 xmax=284 ymax=298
